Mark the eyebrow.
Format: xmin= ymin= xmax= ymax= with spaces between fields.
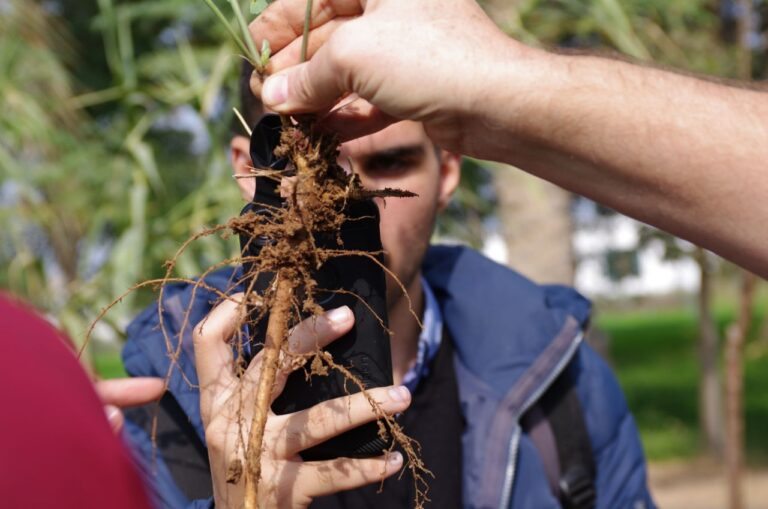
xmin=362 ymin=145 xmax=426 ymax=164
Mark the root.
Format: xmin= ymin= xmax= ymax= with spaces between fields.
xmin=244 ymin=274 xmax=295 ymax=509
xmin=309 ymin=350 xmax=433 ymax=508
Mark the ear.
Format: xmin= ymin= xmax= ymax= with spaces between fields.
xmin=231 ymin=135 xmax=254 ymax=202
xmin=437 ymin=150 xmax=461 ymax=211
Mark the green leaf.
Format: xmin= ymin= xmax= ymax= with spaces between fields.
xmin=259 ymin=39 xmax=271 ymax=69
xmin=251 ymin=0 xmax=274 ymax=16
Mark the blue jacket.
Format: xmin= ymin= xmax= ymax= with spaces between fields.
xmin=123 ymin=245 xmax=655 ymax=509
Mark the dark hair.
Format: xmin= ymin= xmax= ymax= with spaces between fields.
xmin=234 ymin=60 xmax=265 ymax=133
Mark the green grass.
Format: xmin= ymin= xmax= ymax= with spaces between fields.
xmin=598 ymin=304 xmax=768 ymax=463
xmin=93 ymin=351 xmax=128 ymax=379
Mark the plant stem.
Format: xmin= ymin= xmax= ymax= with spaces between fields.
xmin=244 ymin=274 xmax=294 ymax=509
xmin=300 ymin=0 xmax=313 ymax=63
xmin=228 ymin=0 xmax=260 ymax=64
xmin=201 ymin=0 xmax=253 ymax=61
xmin=233 ymin=107 xmax=253 ymax=136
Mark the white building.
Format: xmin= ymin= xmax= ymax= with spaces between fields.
xmin=571 ymin=199 xmax=699 ymax=298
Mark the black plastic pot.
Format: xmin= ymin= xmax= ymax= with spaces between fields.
xmin=238 ymin=114 xmax=394 ymax=461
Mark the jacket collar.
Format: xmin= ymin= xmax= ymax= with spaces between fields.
xmin=422 ymin=245 xmax=590 ymax=398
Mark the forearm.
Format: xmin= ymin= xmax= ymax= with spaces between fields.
xmin=479 ymin=48 xmax=768 ymax=276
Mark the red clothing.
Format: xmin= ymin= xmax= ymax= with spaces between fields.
xmin=0 ymin=295 xmax=152 ymax=509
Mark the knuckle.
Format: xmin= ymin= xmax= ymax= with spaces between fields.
xmin=325 ymin=30 xmax=356 ymax=75
xmin=361 ymin=458 xmax=387 ymax=480
xmin=254 ymin=7 xmax=280 ymax=37
xmin=309 ymin=405 xmax=334 ymax=434
xmin=192 ymin=320 xmax=206 ymax=344
xmin=281 ymin=427 xmax=306 ymax=452
xmin=306 ymin=322 xmax=332 ymax=346
xmin=204 ymin=426 xmax=224 ymax=454
xmin=292 ymin=63 xmax=316 ymax=103
xmin=199 ymin=402 xmax=210 ymax=424
xmin=287 ymin=318 xmax=309 ymax=343
xmin=312 ymin=463 xmax=335 ymax=487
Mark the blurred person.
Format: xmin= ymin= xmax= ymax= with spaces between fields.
xmin=251 ymin=0 xmax=768 ymax=279
xmin=0 ymin=293 xmax=158 ymax=509
xmin=120 ymin=63 xmax=654 ymax=509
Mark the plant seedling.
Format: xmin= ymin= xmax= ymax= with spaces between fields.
xmin=87 ymin=1 xmax=431 ymax=507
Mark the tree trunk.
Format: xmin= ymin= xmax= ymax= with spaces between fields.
xmin=758 ymin=297 xmax=768 ymax=344
xmin=696 ymin=248 xmax=723 ymax=457
xmin=493 ymin=167 xmax=575 ymax=285
xmin=726 ymin=3 xmax=757 ymax=506
xmin=480 ymin=3 xmax=576 ymax=286
xmin=725 ymin=271 xmax=757 ymax=509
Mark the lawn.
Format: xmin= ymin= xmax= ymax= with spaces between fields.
xmin=598 ymin=303 xmax=768 ymax=463
xmin=94 ymin=350 xmax=128 ymax=379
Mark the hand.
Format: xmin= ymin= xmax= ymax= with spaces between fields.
xmin=249 ymin=0 xmax=537 ymax=157
xmin=194 ymin=295 xmax=411 ymax=509
xmin=95 ymin=377 xmax=166 ymax=432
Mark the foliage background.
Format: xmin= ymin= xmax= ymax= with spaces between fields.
xmin=1 ymin=0 xmax=767 ymax=466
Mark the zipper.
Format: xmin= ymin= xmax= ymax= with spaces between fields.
xmin=497 ymin=332 xmax=584 ymax=509
xmin=499 ymin=426 xmax=522 ymax=509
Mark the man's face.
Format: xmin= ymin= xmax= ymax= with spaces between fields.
xmin=231 ymin=120 xmax=461 ymax=306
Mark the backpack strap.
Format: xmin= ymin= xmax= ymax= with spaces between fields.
xmin=124 ymin=392 xmax=213 ymax=501
xmin=522 ymin=366 xmax=596 ymax=509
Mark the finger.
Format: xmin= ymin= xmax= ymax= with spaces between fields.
xmin=261 ymin=47 xmax=346 ymax=115
xmin=241 ymin=306 xmax=354 ymax=391
xmin=249 ymin=18 xmax=350 ymax=100
xmin=275 ymin=385 xmax=411 ymax=457
xmin=266 ymin=17 xmax=352 ymax=75
xmin=286 ymin=305 xmax=353 ymax=354
xmin=249 ymin=0 xmax=363 ymax=56
xmin=193 ymin=294 xmax=247 ymax=389
xmin=95 ymin=377 xmax=165 ymax=407
xmin=298 ymin=452 xmax=404 ymax=498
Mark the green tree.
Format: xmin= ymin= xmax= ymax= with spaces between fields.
xmin=0 ymin=0 xmax=247 ymax=353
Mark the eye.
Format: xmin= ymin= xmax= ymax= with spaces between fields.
xmin=357 ymin=146 xmax=427 ymax=181
xmin=366 ymin=156 xmax=411 ymax=175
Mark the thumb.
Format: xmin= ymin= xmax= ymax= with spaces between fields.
xmin=261 ymin=47 xmax=348 ymax=114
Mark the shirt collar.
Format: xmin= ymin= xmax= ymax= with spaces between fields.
xmin=401 ymin=276 xmax=444 ymax=392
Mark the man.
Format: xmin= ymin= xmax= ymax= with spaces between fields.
xmin=122 ymin=62 xmax=654 ymax=508
xmin=252 ymin=0 xmax=768 ymax=279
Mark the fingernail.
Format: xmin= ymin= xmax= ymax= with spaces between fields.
xmin=387 ymin=451 xmax=403 ymax=465
xmin=388 ymin=385 xmax=410 ymax=403
xmin=326 ymin=306 xmax=352 ymax=325
xmin=105 ymin=405 xmax=120 ymax=426
xmin=262 ymin=75 xmax=288 ymax=106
